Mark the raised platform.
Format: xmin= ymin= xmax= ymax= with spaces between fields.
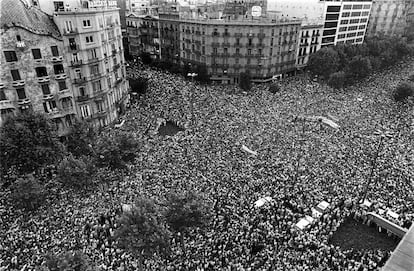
xmin=382 ymin=223 xmax=414 ymax=271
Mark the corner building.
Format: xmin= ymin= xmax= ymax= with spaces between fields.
xmin=0 ymin=0 xmax=76 ymax=133
xmin=179 ymin=18 xmax=301 ymax=84
xmin=53 ymin=0 xmax=129 ymax=128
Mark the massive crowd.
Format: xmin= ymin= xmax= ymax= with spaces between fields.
xmin=0 ymin=59 xmax=413 ymax=270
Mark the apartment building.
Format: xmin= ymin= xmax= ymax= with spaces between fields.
xmin=268 ymin=0 xmax=372 ymax=47
xmin=367 ymin=0 xmax=414 ymax=37
xmin=127 ymin=8 xmax=301 ymax=83
xmin=0 ymin=0 xmax=75 ymax=133
xmin=323 ymin=1 xmax=372 ymax=47
xmin=296 ymin=24 xmax=323 ymax=69
xmin=1 ymin=0 xmax=129 ymax=133
xmin=52 ymin=0 xmax=129 ymax=128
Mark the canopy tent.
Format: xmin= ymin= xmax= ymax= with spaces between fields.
xmin=296 ymin=218 xmax=310 ymax=230
xmin=315 ymin=201 xmax=330 ymax=213
xmin=386 ymin=210 xmax=399 ymax=220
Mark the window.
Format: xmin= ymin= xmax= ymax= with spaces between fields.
xmin=327 ymin=6 xmax=341 ymax=12
xmin=352 ymin=5 xmax=363 ymax=10
xmin=86 ymin=36 xmax=94 ymax=43
xmin=43 ymin=101 xmax=57 ymax=113
xmin=16 ymin=35 xmax=21 ymax=41
xmin=361 ymin=11 xmax=369 ymax=16
xmin=83 ymin=19 xmax=91 ymax=27
xmin=323 ymin=29 xmax=337 ymax=36
xmin=363 ymin=5 xmax=371 ymax=9
xmin=248 ymin=49 xmax=252 ymax=55
xmin=79 ymin=86 xmax=86 ymax=96
xmin=53 ymin=64 xmax=64 ymax=74
xmin=80 ymin=105 xmax=90 ymax=118
xmin=356 ymin=38 xmax=363 ymax=43
xmin=4 ymin=51 xmax=17 ymax=62
xmin=61 ymin=97 xmax=72 ymax=109
xmin=35 ymin=67 xmax=48 ymax=77
xmin=96 ymin=101 xmax=104 ymax=112
xmin=65 ymin=21 xmax=73 ymax=32
xmin=213 ymin=48 xmax=217 ymax=54
xmin=224 ymin=48 xmax=228 ymax=54
xmin=341 ymin=20 xmax=349 ymax=24
xmin=248 ymin=38 xmax=252 ymax=46
xmin=324 ymin=21 xmax=338 ymax=28
xmin=322 ymin=37 xmax=335 ymax=44
xmin=326 ymin=14 xmax=339 ymax=20
xmin=51 ymin=46 xmax=59 ymax=56
xmin=342 ymin=12 xmax=350 ymax=17
xmin=343 ymin=5 xmax=352 ymax=10
xmin=348 ymin=26 xmax=358 ymax=31
xmin=346 ymin=32 xmax=357 ymax=38
xmin=357 ymin=31 xmax=365 ymax=36
xmin=338 ymin=34 xmax=346 ymax=39
xmin=235 ymin=48 xmax=239 ymax=54
xmin=350 ymin=19 xmax=360 ymax=24
xmin=58 ymin=81 xmax=67 ymax=91
xmin=236 ymin=38 xmax=240 ymax=45
xmin=351 ymin=12 xmax=361 ymax=17
xmin=360 ymin=18 xmax=367 ymax=23
xmin=11 ymin=69 xmax=21 ymax=81
xmin=90 ymin=64 xmax=99 ymax=75
xmin=89 ymin=48 xmax=97 ymax=59
xmin=32 ymin=49 xmax=42 ymax=59
xmin=258 ymin=48 xmax=262 ymax=55
xmin=16 ymin=88 xmax=26 ymax=100
xmin=54 ymin=1 xmax=64 ymax=11
xmin=359 ymin=25 xmax=366 ymax=29
xmin=0 ymin=90 xmax=7 ymax=100
xmin=41 ymin=84 xmax=51 ymax=95
xmin=92 ymin=80 xmax=102 ymax=92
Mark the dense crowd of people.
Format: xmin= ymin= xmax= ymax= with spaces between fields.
xmin=0 ymin=59 xmax=413 ymax=270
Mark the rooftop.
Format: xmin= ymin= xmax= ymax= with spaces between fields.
xmin=1 ymin=0 xmax=61 ymax=39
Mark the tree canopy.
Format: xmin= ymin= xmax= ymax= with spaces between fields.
xmin=0 ymin=112 xmax=65 ymax=176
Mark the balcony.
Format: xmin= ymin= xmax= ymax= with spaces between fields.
xmin=17 ymin=98 xmax=31 ymax=106
xmin=68 ymin=45 xmax=79 ymax=51
xmin=63 ymin=28 xmax=78 ymax=35
xmin=93 ymin=110 xmax=107 ymax=119
xmin=12 ymin=80 xmax=25 ymax=87
xmin=37 ymin=76 xmax=50 ymax=83
xmin=43 ymin=94 xmax=55 ymax=100
xmin=112 ymin=49 xmax=117 ymax=55
xmin=52 ymin=56 xmax=63 ymax=62
xmin=58 ymin=88 xmax=72 ymax=99
xmin=0 ymin=100 xmax=15 ymax=110
xmin=85 ymin=57 xmax=99 ymax=64
xmin=0 ymin=82 xmax=5 ymax=89
xmin=70 ymin=60 xmax=83 ymax=67
xmin=76 ymin=95 xmax=89 ymax=102
xmin=55 ymin=73 xmax=67 ymax=80
xmin=73 ymin=77 xmax=87 ymax=85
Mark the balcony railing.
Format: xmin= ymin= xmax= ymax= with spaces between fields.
xmin=70 ymin=60 xmax=83 ymax=66
xmin=37 ymin=76 xmax=50 ymax=83
xmin=63 ymin=28 xmax=78 ymax=35
xmin=12 ymin=80 xmax=25 ymax=87
xmin=74 ymin=77 xmax=87 ymax=84
xmin=52 ymin=56 xmax=63 ymax=62
xmin=42 ymin=94 xmax=54 ymax=100
xmin=55 ymin=73 xmax=67 ymax=80
xmin=17 ymin=98 xmax=31 ymax=105
xmin=76 ymin=95 xmax=89 ymax=102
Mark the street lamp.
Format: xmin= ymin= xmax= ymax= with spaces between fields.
xmin=361 ymin=128 xmax=394 ymax=203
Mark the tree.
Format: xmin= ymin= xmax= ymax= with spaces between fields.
xmin=41 ymin=250 xmax=95 ymax=271
xmin=140 ymin=52 xmax=152 ymax=65
xmin=115 ymin=197 xmax=170 ymax=271
xmin=0 ymin=112 xmax=65 ymax=177
xmin=57 ymin=155 xmax=96 ymax=188
xmin=345 ymin=56 xmax=372 ymax=81
xmin=328 ymin=71 xmax=346 ymax=89
xmin=129 ymin=76 xmax=149 ymax=96
xmin=409 ymin=74 xmax=414 ymax=82
xmin=63 ymin=120 xmax=95 ymax=157
xmin=10 ymin=174 xmax=46 ymax=210
xmin=94 ymin=133 xmax=139 ymax=169
xmin=165 ymin=191 xmax=212 ymax=255
xmin=195 ymin=65 xmax=210 ymax=84
xmin=239 ymin=71 xmax=252 ymax=91
xmin=394 ymin=81 xmax=414 ymax=102
xmin=308 ymin=47 xmax=340 ymax=79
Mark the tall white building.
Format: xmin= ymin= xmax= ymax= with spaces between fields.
xmin=268 ymin=0 xmax=373 ymax=47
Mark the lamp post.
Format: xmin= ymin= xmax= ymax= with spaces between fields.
xmin=187 ymin=72 xmax=197 ymax=125
xmin=361 ymin=129 xmax=393 ymax=203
